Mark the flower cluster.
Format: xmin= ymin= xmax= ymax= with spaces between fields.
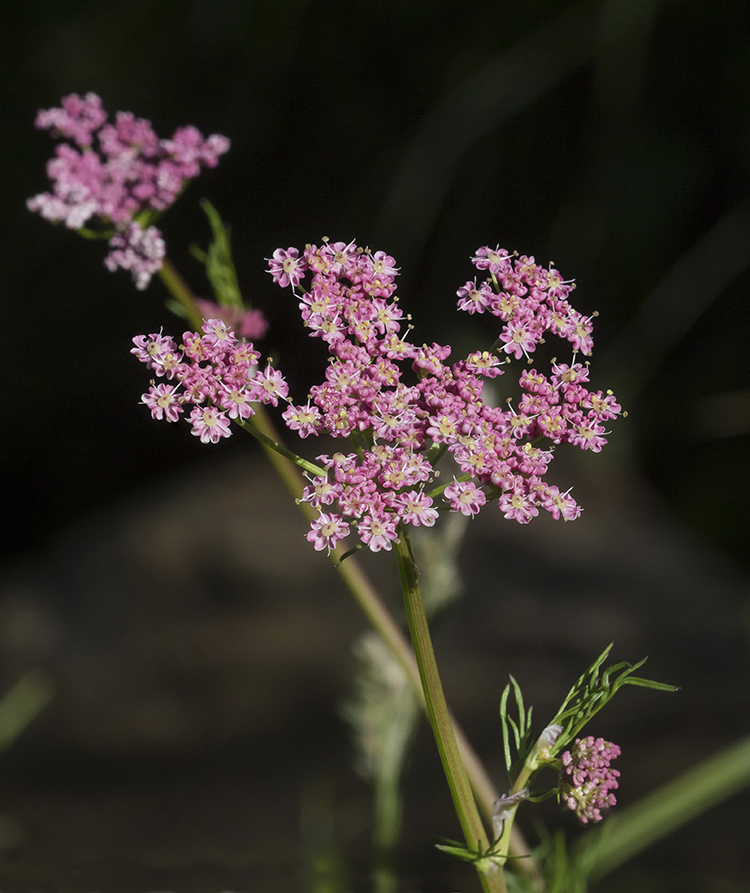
xmin=559 ymin=736 xmax=621 ymax=824
xmin=131 ymin=318 xmax=285 ymax=442
xmin=134 ymin=241 xmax=621 ymax=554
xmin=459 ymin=246 xmax=596 ymax=357
xmin=28 ymin=92 xmax=230 ymax=288
xmin=269 ymin=242 xmax=620 ymax=551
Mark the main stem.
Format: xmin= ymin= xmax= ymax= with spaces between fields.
xmin=395 ymin=528 xmax=506 ymax=893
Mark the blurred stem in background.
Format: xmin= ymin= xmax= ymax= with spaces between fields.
xmin=343 ymin=514 xmax=469 ymax=893
xmin=0 ymin=670 xmax=54 ymax=756
xmin=300 ymin=778 xmax=348 ymax=893
xmin=343 ymin=631 xmax=419 ymax=893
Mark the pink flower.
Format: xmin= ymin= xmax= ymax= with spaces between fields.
xmin=103 ymin=223 xmax=165 ymax=290
xmin=370 ymin=297 xmax=404 ymax=334
xmin=471 ymin=245 xmax=511 ymax=275
xmin=301 ymin=475 xmax=342 ymax=508
xmin=565 ymin=312 xmax=594 ymax=356
xmin=162 ymin=125 xmax=230 ymax=172
xmin=426 ymin=411 xmax=460 ymax=443
xmin=130 ymin=332 xmax=180 ymax=373
xmin=219 ymin=387 xmax=255 ymax=421
xmin=34 ymin=92 xmax=107 ymax=147
xmin=358 ymin=513 xmax=399 ymax=552
xmin=363 ymin=250 xmax=399 ymax=281
xmin=251 ymin=366 xmax=289 ymax=407
xmin=551 ymin=362 xmax=590 ymax=391
xmin=465 ymin=350 xmax=503 ymax=377
xmin=134 ymin=239 xmax=621 ymax=547
xmin=498 ymin=486 xmax=539 ymax=524
xmin=520 ymin=368 xmax=555 ymax=398
xmin=266 ymin=247 xmax=307 ymax=289
xmin=392 ymin=491 xmax=439 ymax=527
xmin=456 ymin=279 xmax=494 ymax=314
xmin=321 ymin=239 xmax=358 ymax=276
xmin=201 ymin=317 xmax=236 ymax=348
xmin=499 ymin=318 xmax=538 ymax=360
xmin=569 ymin=422 xmax=608 ymax=452
xmin=188 ymin=406 xmax=232 ymax=443
xmin=306 ymin=512 xmax=350 ymax=553
xmin=282 ymin=403 xmax=322 ymax=438
xmin=540 ymin=486 xmax=581 ymax=521
xmin=444 ymin=480 xmax=486 ymax=517
xmin=412 ymin=342 xmax=451 ymax=376
xmin=582 ymin=390 xmax=621 ymax=422
xmin=142 ymin=384 xmax=183 ymax=422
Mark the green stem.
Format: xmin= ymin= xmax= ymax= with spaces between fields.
xmin=237 ymin=418 xmax=326 ymax=478
xmin=395 ymin=527 xmax=506 ymax=893
xmin=426 ymin=470 xmax=473 ymax=500
xmin=329 ymin=532 xmax=537 ymax=885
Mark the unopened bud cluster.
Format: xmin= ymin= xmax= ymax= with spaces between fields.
xmin=559 ymin=736 xmax=621 ymax=824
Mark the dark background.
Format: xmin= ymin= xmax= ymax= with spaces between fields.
xmin=1 ymin=1 xmax=749 ymax=891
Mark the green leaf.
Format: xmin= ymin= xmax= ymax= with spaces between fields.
xmin=435 ymin=841 xmax=482 ymax=863
xmin=191 ymin=199 xmax=244 ymax=308
xmin=546 ymin=645 xmax=677 ymax=756
xmin=333 ymin=544 xmax=363 ymax=567
xmin=500 ymin=675 xmax=537 ymax=782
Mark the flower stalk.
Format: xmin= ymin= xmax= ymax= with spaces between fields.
xmin=395 ymin=527 xmax=507 ymax=893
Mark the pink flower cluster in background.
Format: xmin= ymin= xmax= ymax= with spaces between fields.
xmin=134 ymin=241 xmax=621 ymax=554
xmin=559 ymin=736 xmax=621 ymax=824
xmin=28 ymin=92 xmax=230 ymax=289
xmin=192 ymin=298 xmax=269 ymax=340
